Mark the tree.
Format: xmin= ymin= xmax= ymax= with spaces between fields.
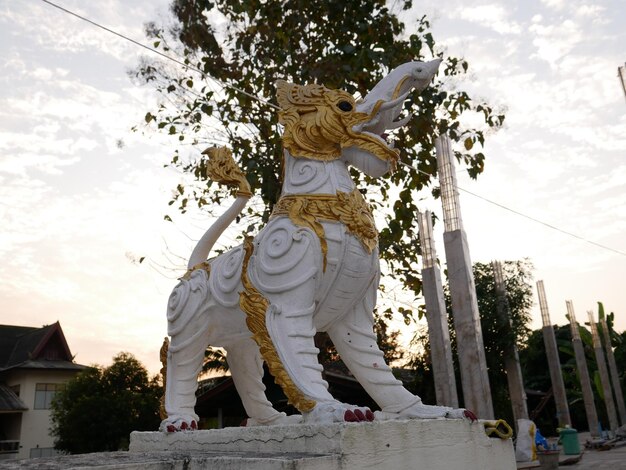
xmin=50 ymin=352 xmax=162 ymax=454
xmin=405 ymin=259 xmax=534 ymax=422
xmin=519 ymin=324 xmax=595 ymax=435
xmin=472 ymin=260 xmax=533 ymax=422
xmin=519 ymin=303 xmax=626 ymax=436
xmin=133 ymin=0 xmax=504 ymax=328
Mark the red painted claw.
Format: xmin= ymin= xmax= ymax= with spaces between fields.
xmin=344 ymin=410 xmax=359 ymax=422
xmin=354 ymin=409 xmax=366 ymax=421
xmin=191 ymin=420 xmax=198 ymax=430
xmin=180 ymin=421 xmax=188 ymax=430
xmin=365 ymin=409 xmax=375 ymax=421
xmin=166 ymin=424 xmax=176 ymax=433
xmin=464 ymin=409 xmax=478 ymax=422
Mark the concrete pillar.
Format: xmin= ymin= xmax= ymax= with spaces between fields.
xmin=418 ymin=210 xmax=459 ymax=408
xmin=599 ymin=317 xmax=626 ymax=425
xmin=492 ymin=261 xmax=528 ymax=426
xmin=536 ymin=280 xmax=571 ymax=426
xmin=589 ymin=311 xmax=619 ymax=431
xmin=438 ymin=134 xmax=494 ymax=419
xmin=566 ymin=301 xmax=600 ymax=437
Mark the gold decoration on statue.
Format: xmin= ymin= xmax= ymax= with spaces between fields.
xmin=159 ymin=337 xmax=169 ymax=420
xmin=276 ymin=80 xmax=398 ymax=169
xmin=239 ymin=236 xmax=317 ymax=413
xmin=271 ymin=189 xmax=378 ymax=271
xmin=202 ymin=146 xmax=252 ymax=198
xmin=180 ymin=261 xmax=211 ymax=281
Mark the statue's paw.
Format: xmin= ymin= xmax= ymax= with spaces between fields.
xmin=160 ymin=416 xmax=198 ymax=433
xmin=376 ymin=401 xmax=478 ymax=422
xmin=376 ymin=401 xmax=453 ymax=420
xmin=445 ymin=409 xmax=478 ymax=422
xmin=245 ymin=412 xmax=303 ymax=427
xmin=304 ymin=402 xmax=374 ymax=424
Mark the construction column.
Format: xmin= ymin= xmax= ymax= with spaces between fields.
xmin=418 ymin=210 xmax=459 ymax=408
xmin=589 ymin=311 xmax=619 ymax=431
xmin=492 ymin=260 xmax=528 ymax=426
xmin=599 ymin=316 xmax=626 ymax=425
xmin=566 ymin=301 xmax=599 ymax=437
xmin=437 ymin=134 xmax=494 ymax=419
xmin=536 ymin=280 xmax=571 ymax=427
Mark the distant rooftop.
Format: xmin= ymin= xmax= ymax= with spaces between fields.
xmin=0 ymin=322 xmax=86 ymax=372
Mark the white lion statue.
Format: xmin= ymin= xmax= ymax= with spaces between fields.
xmin=161 ymin=59 xmax=477 ymax=432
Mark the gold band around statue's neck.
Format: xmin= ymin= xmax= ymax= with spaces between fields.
xmin=271 ymin=190 xmax=378 ymax=272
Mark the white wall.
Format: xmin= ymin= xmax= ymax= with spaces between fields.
xmin=5 ymin=369 xmax=78 ymax=460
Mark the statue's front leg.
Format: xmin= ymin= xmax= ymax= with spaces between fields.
xmin=245 ymin=221 xmax=373 ymax=423
xmin=327 ymin=278 xmax=477 ymax=422
xmin=257 ymin=283 xmax=374 ymax=423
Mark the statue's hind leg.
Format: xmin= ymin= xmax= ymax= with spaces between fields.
xmin=327 ymin=279 xmax=474 ymax=421
xmin=161 ymin=270 xmax=212 ymax=432
xmin=224 ymin=336 xmax=302 ymax=426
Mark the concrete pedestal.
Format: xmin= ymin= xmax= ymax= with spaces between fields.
xmin=130 ymin=419 xmax=515 ymax=470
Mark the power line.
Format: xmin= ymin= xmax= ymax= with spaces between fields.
xmin=397 ymin=161 xmax=626 ymax=258
xmin=38 ymin=0 xmax=626 ymax=259
xmin=39 ymin=0 xmax=280 ymax=111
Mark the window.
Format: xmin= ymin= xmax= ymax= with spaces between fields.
xmin=34 ymin=383 xmax=64 ymax=410
xmin=9 ymin=384 xmax=20 ymax=397
xmin=30 ymin=447 xmax=59 ymax=458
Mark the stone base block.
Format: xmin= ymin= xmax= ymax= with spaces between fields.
xmin=130 ymin=419 xmax=516 ymax=470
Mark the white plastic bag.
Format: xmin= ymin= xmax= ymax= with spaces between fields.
xmin=515 ymin=419 xmax=537 ymax=462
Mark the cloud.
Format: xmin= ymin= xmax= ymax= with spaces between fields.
xmin=540 ymin=0 xmax=566 ymax=10
xmin=0 ymin=1 xmax=166 ymax=62
xmin=575 ymin=4 xmax=606 ymax=21
xmin=529 ymin=19 xmax=582 ymax=66
xmin=455 ymin=3 xmax=523 ymax=35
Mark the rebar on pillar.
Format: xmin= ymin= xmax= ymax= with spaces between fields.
xmin=536 ymin=280 xmax=571 ymax=426
xmin=566 ymin=301 xmax=600 ymax=437
xmin=417 ymin=210 xmax=459 ymax=408
xmin=438 ymin=134 xmax=494 ymax=419
xmin=492 ymin=260 xmax=528 ymax=427
xmin=589 ymin=311 xmax=620 ymax=431
xmin=599 ymin=317 xmax=626 ymax=425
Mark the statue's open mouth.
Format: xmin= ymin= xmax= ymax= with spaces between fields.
xmin=351 ymin=58 xmax=442 ymax=153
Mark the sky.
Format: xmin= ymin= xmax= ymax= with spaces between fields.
xmin=0 ymin=0 xmax=624 ymax=375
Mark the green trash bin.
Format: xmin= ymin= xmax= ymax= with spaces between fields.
xmin=559 ymin=427 xmax=580 ymax=455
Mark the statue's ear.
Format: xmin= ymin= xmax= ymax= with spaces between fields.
xmin=275 ymin=80 xmax=292 ymax=111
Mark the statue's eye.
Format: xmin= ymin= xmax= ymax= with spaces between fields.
xmin=337 ymin=101 xmax=353 ymax=112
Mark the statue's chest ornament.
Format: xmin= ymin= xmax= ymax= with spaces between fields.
xmin=271 ymin=189 xmax=378 ymax=272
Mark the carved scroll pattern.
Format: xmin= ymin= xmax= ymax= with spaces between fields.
xmin=238 ymin=236 xmax=317 ymax=413
xmin=270 ymin=189 xmax=378 ymax=271
xmin=209 ymin=247 xmax=244 ymax=308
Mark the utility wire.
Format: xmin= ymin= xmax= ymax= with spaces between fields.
xmin=39 ymin=0 xmax=625 ymax=259
xmin=398 ymin=161 xmax=626 ymax=257
xmin=39 ymin=0 xmax=280 ymax=111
